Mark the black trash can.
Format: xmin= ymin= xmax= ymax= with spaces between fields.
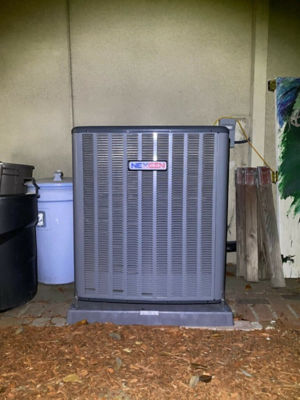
xmin=0 ymin=194 xmax=38 ymax=311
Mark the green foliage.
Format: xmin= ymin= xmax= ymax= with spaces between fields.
xmin=279 ymin=122 xmax=300 ymax=214
xmin=278 ymin=83 xmax=300 ymax=215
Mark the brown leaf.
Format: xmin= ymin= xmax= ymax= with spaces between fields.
xmin=199 ymin=374 xmax=212 ymax=383
xmin=62 ymin=374 xmax=82 ymax=383
xmin=75 ymin=319 xmax=88 ymax=326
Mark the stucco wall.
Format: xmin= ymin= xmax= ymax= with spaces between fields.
xmin=0 ymin=0 xmax=72 ymax=178
xmin=0 ymin=0 xmax=254 ymax=180
xmin=70 ymin=0 xmax=253 ymax=126
xmin=0 ymin=0 xmax=254 ymax=253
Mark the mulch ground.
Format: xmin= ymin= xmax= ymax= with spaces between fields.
xmin=0 ymin=321 xmax=299 ymax=400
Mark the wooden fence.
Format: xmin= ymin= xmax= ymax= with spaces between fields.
xmin=235 ymin=167 xmax=285 ymax=287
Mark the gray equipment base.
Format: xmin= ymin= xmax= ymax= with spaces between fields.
xmin=67 ymin=300 xmax=233 ymax=327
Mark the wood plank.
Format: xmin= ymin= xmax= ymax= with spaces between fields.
xmin=257 ymin=188 xmax=269 ymax=280
xmin=235 ymin=168 xmax=246 ymax=277
xmin=256 ymin=167 xmax=285 ymax=287
xmin=244 ymin=168 xmax=259 ymax=282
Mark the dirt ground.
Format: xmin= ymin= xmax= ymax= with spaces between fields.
xmin=0 ymin=321 xmax=299 ymax=400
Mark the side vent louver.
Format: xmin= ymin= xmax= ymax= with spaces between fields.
xmin=82 ymin=134 xmax=95 ymax=293
xmin=200 ymin=134 xmax=216 ymax=297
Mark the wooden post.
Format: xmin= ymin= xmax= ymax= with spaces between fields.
xmin=256 ymin=167 xmax=285 ymax=287
xmin=257 ymin=194 xmax=269 ymax=280
xmin=244 ymin=168 xmax=259 ymax=282
xmin=235 ymin=168 xmax=246 ymax=277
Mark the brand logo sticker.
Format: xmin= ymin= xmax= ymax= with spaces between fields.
xmin=128 ymin=161 xmax=167 ymax=171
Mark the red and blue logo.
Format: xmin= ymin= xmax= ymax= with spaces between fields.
xmin=128 ymin=161 xmax=167 ymax=171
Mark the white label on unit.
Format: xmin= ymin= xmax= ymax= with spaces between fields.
xmin=37 ymin=211 xmax=46 ymax=227
xmin=140 ymin=310 xmax=159 ymax=316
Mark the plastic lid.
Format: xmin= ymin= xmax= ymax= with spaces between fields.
xmin=36 ymin=170 xmax=73 ymax=187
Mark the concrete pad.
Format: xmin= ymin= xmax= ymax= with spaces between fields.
xmin=1 ymin=276 xmax=299 ymax=328
xmin=250 ymin=304 xmax=274 ymax=321
xmin=43 ymin=303 xmax=70 ymax=318
xmin=51 ymin=317 xmax=67 ymax=327
xmin=183 ymin=321 xmax=262 ymax=331
xmin=21 ymin=317 xmax=34 ymax=325
xmin=33 ymin=284 xmax=74 ymax=304
xmin=31 ymin=317 xmax=50 ymax=327
xmin=25 ymin=303 xmax=47 ymax=318
xmin=67 ymin=301 xmax=234 ymax=327
xmin=233 ymin=303 xmax=257 ymax=322
xmin=3 ymin=303 xmax=29 ymax=318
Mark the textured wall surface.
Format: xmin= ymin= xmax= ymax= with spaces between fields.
xmin=0 ymin=0 xmax=254 ymax=178
xmin=70 ymin=0 xmax=252 ymax=126
xmin=0 ymin=0 xmax=72 ymax=178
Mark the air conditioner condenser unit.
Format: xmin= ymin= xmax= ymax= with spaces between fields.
xmin=68 ymin=126 xmax=233 ymax=326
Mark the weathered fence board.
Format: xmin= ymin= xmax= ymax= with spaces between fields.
xmin=235 ymin=168 xmax=246 ymax=277
xmin=256 ymin=167 xmax=285 ymax=287
xmin=235 ymin=166 xmax=285 ymax=287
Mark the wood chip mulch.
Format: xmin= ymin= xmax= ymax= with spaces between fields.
xmin=0 ymin=321 xmax=299 ymax=400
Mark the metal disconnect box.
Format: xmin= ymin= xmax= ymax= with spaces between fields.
xmin=68 ymin=126 xmax=233 ymax=326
